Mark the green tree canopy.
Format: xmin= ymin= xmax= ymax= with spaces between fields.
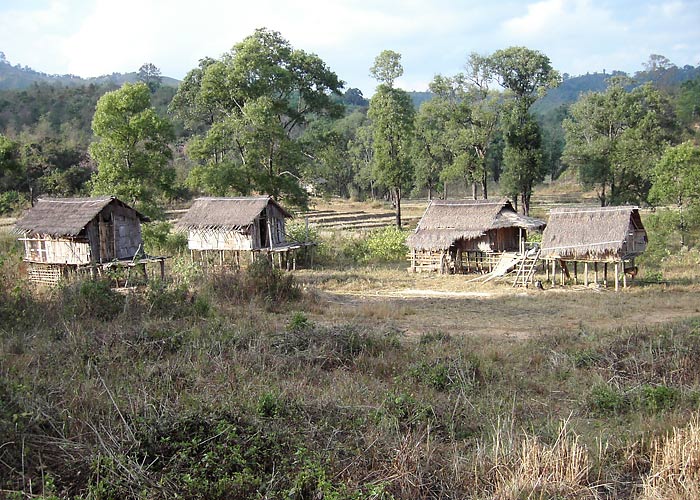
xmin=563 ymin=78 xmax=677 ymax=206
xmin=89 ymin=82 xmax=174 ymax=216
xmin=649 ymin=141 xmax=700 ymax=246
xmin=169 ymin=28 xmax=344 ymax=208
xmin=369 ymin=50 xmax=404 ymax=88
xmin=137 ymin=63 xmax=162 ymax=93
xmin=488 ymin=47 xmax=560 ymax=213
xmin=368 ymin=83 xmax=415 ymax=227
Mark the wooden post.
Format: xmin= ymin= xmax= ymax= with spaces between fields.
xmin=584 ymin=262 xmax=589 ymax=286
xmin=615 ymin=261 xmax=619 ymax=291
xmin=622 ymin=261 xmax=627 ymax=288
xmin=604 ymin=263 xmax=608 ymax=287
xmin=574 ymin=261 xmax=578 ymax=284
xmin=594 ymin=262 xmax=598 ymax=284
xmin=411 ymin=248 xmax=416 ymax=272
xmin=546 ymin=259 xmax=550 ymax=281
xmin=159 ymin=258 xmax=165 ymax=280
xmin=552 ymin=260 xmax=557 ymax=286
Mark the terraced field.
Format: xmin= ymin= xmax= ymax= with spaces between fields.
xmin=300 ymin=199 xmax=427 ymax=231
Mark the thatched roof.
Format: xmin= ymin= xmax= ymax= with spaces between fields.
xmin=175 ymin=197 xmax=292 ymax=231
xmin=541 ymin=206 xmax=645 ymax=259
xmin=407 ymin=199 xmax=545 ymax=251
xmin=14 ymin=196 xmax=147 ymax=237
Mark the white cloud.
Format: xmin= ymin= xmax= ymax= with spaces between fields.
xmin=0 ymin=0 xmax=698 ymax=95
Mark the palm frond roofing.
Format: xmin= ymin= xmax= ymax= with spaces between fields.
xmin=407 ymin=199 xmax=546 ymax=251
xmin=175 ymin=197 xmax=292 ymax=231
xmin=540 ymin=206 xmax=644 ymax=259
xmin=14 ymin=196 xmax=147 ymax=237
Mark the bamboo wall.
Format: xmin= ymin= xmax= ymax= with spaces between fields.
xmin=188 ymin=229 xmax=254 ymax=251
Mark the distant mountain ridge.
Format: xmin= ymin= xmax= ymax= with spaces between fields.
xmin=0 ymin=52 xmax=180 ymax=90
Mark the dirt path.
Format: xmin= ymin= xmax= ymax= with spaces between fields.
xmin=306 ymin=282 xmax=700 ymax=340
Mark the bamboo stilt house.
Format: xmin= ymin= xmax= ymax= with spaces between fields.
xmin=14 ymin=196 xmax=162 ymax=285
xmin=176 ymin=196 xmax=306 ymax=269
xmin=406 ymin=199 xmax=546 ymax=274
xmin=540 ymin=206 xmax=647 ymax=289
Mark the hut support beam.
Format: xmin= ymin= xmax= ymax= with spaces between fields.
xmin=584 ymin=262 xmax=588 ymax=286
xmin=604 ymin=263 xmax=608 ymax=287
xmin=594 ymin=262 xmax=598 ymax=285
xmin=615 ymin=262 xmax=619 ymax=291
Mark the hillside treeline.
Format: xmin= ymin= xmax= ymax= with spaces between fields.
xmin=1 ymin=30 xmax=699 ymax=222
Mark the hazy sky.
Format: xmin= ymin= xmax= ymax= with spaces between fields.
xmin=1 ymin=0 xmax=698 ymax=95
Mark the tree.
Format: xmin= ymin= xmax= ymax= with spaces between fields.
xmin=89 ymin=82 xmax=174 ymax=216
xmin=649 ymin=141 xmax=700 ymax=246
xmin=428 ymin=54 xmax=502 ymax=199
xmin=368 ymin=84 xmax=415 ymax=227
xmin=563 ymin=78 xmax=677 ymax=206
xmin=0 ymin=134 xmax=22 ymax=191
xmin=137 ymin=63 xmax=162 ymax=92
xmin=169 ymin=29 xmax=344 ymax=208
xmin=488 ymin=47 xmax=560 ymax=214
xmin=413 ymin=98 xmax=451 ymax=200
xmin=369 ymin=50 xmax=403 ymax=88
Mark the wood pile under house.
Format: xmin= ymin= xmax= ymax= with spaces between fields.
xmin=14 ymin=196 xmax=165 ymax=285
xmin=175 ymin=196 xmax=311 ymax=269
xmin=540 ymin=206 xmax=647 ymax=290
xmin=406 ymin=199 xmax=546 ymax=284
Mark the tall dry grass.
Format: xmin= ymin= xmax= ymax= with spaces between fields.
xmin=642 ymin=414 xmax=700 ymax=500
xmin=478 ymin=418 xmax=599 ymax=499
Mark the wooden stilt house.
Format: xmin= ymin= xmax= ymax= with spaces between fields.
xmin=176 ymin=196 xmax=306 ymax=269
xmin=406 ymin=199 xmax=546 ymax=274
xmin=14 ymin=196 xmax=163 ymax=285
xmin=540 ymin=206 xmax=647 ymax=289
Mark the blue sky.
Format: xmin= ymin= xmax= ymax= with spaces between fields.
xmin=1 ymin=0 xmax=698 ymax=96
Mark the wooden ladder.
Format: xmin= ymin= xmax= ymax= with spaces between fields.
xmin=513 ymin=249 xmax=541 ymax=287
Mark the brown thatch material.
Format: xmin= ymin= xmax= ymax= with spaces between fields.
xmin=407 ymin=199 xmax=545 ymax=251
xmin=175 ymin=197 xmax=292 ymax=231
xmin=541 ymin=206 xmax=646 ymax=260
xmin=14 ymin=196 xmax=148 ymax=237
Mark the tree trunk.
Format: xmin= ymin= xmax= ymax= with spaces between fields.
xmin=395 ymin=187 xmax=402 ymax=228
xmin=472 ymin=182 xmax=478 ymax=200
xmin=482 ymin=171 xmax=488 ymax=199
xmin=427 ymin=185 xmax=433 ymax=201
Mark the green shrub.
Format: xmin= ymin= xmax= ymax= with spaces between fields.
xmin=0 ymin=190 xmax=24 ymax=215
xmin=141 ymin=221 xmax=188 ymax=255
xmin=587 ymin=383 xmax=629 ymax=415
xmin=60 ymin=279 xmax=124 ymax=321
xmin=641 ymin=384 xmax=678 ymax=412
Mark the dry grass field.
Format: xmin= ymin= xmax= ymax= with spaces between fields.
xmin=2 ymin=192 xmax=700 ymax=499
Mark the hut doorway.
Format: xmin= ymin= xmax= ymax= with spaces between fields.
xmin=258 ymin=215 xmax=269 ymax=248
xmin=99 ymin=216 xmax=114 ymax=261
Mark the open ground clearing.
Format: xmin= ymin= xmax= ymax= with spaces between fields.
xmin=296 ymin=268 xmax=700 ymax=339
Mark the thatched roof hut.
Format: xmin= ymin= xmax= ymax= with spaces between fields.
xmin=15 ymin=196 xmax=148 ymax=237
xmin=14 ymin=196 xmax=152 ymax=284
xmin=541 ymin=206 xmax=647 ymax=262
xmin=407 ymin=199 xmax=545 ymax=252
xmin=176 ymin=196 xmax=293 ymax=252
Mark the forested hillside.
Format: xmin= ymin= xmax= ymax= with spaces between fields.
xmin=0 ymin=52 xmax=180 ymax=90
xmin=1 ymin=37 xmax=699 ymax=229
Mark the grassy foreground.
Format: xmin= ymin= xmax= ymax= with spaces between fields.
xmin=1 ymin=245 xmax=700 ymax=499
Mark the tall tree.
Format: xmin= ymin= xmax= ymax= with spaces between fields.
xmin=563 ymin=78 xmax=677 ymax=206
xmin=429 ymin=54 xmax=502 ymax=199
xmin=649 ymin=141 xmax=700 ymax=246
xmin=369 ymin=50 xmax=403 ymax=88
xmin=89 ymin=82 xmax=174 ymax=216
xmin=368 ymin=84 xmax=415 ymax=227
xmin=413 ymin=98 xmax=452 ymax=200
xmin=169 ymin=29 xmax=344 ymax=208
xmin=488 ymin=47 xmax=560 ymax=213
xmin=137 ymin=63 xmax=162 ymax=92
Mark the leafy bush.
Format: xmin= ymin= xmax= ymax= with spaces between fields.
xmin=60 ymin=279 xmax=124 ymax=321
xmin=205 ymin=258 xmax=300 ymax=308
xmin=0 ymin=190 xmax=24 ymax=214
xmin=141 ymin=221 xmax=188 ymax=255
xmin=587 ymin=383 xmax=629 ymax=415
